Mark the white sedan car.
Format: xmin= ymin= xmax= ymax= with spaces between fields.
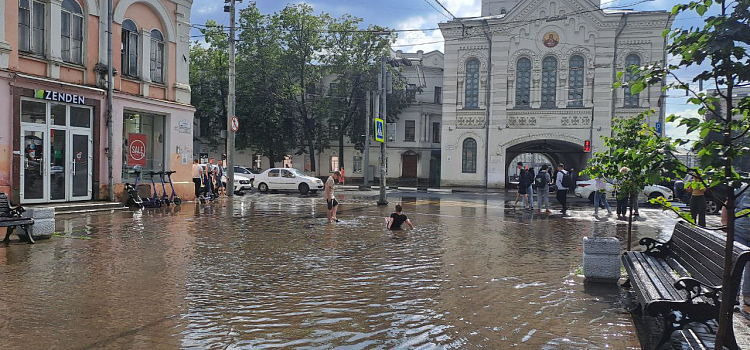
xmin=255 ymin=168 xmax=324 ymax=195
xmin=574 ymin=179 xmax=674 ymax=203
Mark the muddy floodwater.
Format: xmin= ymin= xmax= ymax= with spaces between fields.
xmin=0 ymin=193 xmax=676 ymax=349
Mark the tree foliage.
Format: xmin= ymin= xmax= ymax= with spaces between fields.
xmin=588 ymin=0 xmax=750 ymax=348
xmin=190 ymin=4 xmax=410 ymax=172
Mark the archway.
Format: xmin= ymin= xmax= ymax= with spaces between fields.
xmin=504 ymin=139 xmax=587 ymax=186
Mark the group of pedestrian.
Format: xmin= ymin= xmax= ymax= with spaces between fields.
xmin=191 ymin=156 xmax=227 ymax=199
xmin=514 ymin=162 xmax=571 ymax=215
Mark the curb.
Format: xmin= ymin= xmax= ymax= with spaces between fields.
xmin=427 ymin=188 xmax=453 ymax=194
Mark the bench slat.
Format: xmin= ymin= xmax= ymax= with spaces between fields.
xmin=670 ymin=235 xmax=724 ymax=286
xmin=627 ymin=252 xmax=673 ymax=303
xmin=673 ymin=226 xmax=727 ymax=280
xmin=641 ymin=253 xmax=688 ymax=301
xmin=633 ymin=253 xmax=678 ymax=302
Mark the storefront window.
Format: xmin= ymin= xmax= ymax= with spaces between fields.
xmin=122 ymin=111 xmax=165 ymax=181
xmin=70 ymin=106 xmax=91 ymax=128
xmin=21 ymin=100 xmax=46 ymax=124
xmin=51 ymin=103 xmax=66 ymax=126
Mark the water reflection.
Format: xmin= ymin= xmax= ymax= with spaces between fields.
xmin=0 ymin=193 xmax=676 ymax=349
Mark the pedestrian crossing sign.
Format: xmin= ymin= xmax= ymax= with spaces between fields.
xmin=374 ymin=118 xmax=384 ymax=143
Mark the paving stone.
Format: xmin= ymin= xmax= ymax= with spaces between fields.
xmin=22 ymin=207 xmax=55 ymax=219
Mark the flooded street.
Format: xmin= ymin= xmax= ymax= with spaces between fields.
xmin=0 ymin=192 xmax=678 ymax=349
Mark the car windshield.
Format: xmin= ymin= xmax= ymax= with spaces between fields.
xmin=235 ymin=166 xmax=251 ymax=174
xmin=288 ymin=168 xmax=306 ymax=177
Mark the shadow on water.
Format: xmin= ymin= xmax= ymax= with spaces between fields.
xmin=0 ymin=193 xmax=683 ymax=349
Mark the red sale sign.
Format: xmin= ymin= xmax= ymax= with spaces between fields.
xmin=128 ymin=133 xmax=147 ymax=167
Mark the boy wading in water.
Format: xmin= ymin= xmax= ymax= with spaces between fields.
xmin=386 ymin=204 xmax=414 ymax=230
xmin=325 ymin=171 xmax=341 ymax=223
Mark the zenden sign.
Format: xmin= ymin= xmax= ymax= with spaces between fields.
xmin=34 ymin=89 xmax=85 ymax=105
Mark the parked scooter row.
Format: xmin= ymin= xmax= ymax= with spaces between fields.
xmin=125 ymin=170 xmax=182 ymax=208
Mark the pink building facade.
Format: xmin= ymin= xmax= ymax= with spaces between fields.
xmin=0 ymin=0 xmax=195 ymax=204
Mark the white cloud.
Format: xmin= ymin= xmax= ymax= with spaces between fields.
xmin=665 ymin=107 xmax=701 ymax=141
xmin=196 ymin=4 xmax=219 ymax=15
xmin=392 ymin=0 xmax=480 ymax=53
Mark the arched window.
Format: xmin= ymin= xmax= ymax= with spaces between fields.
xmin=61 ymin=0 xmax=83 ymax=64
xmin=500 ymin=8 xmax=507 ymax=15
xmin=121 ymin=19 xmax=139 ymax=77
xmin=465 ymin=59 xmax=480 ymax=109
xmin=462 ymin=138 xmax=477 ymax=173
xmin=567 ymin=55 xmax=584 ymax=107
xmin=150 ymin=29 xmax=165 ymax=83
xmin=624 ymin=54 xmax=641 ymax=107
xmin=515 ymin=57 xmax=531 ymax=107
xmin=541 ymin=56 xmax=558 ymax=108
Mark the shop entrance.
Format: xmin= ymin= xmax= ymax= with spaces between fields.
xmin=20 ymin=100 xmax=93 ymax=203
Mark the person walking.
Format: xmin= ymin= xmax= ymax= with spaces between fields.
xmin=594 ymin=175 xmax=612 ymax=215
xmin=387 ymin=204 xmax=414 ymax=230
xmin=555 ymin=163 xmax=569 ymax=214
xmin=192 ymin=159 xmax=202 ymax=199
xmin=325 ymin=171 xmax=341 ymax=223
xmin=526 ymin=167 xmax=535 ymax=211
xmin=615 ymin=167 xmax=629 ymax=220
xmin=536 ymin=165 xmax=551 ymax=213
xmin=514 ymin=162 xmax=528 ymax=209
xmin=687 ymin=181 xmax=707 ymax=227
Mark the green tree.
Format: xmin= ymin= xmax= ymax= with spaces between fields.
xmin=236 ymin=4 xmax=295 ymax=167
xmin=277 ymin=4 xmax=330 ymax=172
xmin=582 ymin=112 xmax=675 ymax=246
xmin=189 ymin=21 xmax=229 ymax=149
xmin=617 ymin=0 xmax=750 ymax=347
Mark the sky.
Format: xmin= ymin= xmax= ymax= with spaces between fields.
xmin=189 ymin=0 xmax=717 ymax=142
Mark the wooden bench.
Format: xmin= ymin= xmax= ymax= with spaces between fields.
xmin=622 ymin=221 xmax=750 ymax=350
xmin=0 ymin=193 xmax=35 ymax=244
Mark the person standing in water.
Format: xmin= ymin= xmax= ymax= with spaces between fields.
xmin=387 ymin=204 xmax=414 ymax=230
xmin=325 ymin=171 xmax=341 ymax=223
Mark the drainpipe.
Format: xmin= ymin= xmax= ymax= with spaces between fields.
xmin=482 ymin=19 xmax=493 ymax=188
xmin=610 ymin=14 xmax=628 ymax=139
xmin=107 ymin=0 xmax=114 ymax=201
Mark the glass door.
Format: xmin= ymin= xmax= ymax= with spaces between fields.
xmin=70 ymin=132 xmax=92 ymax=200
xmin=21 ymin=128 xmax=48 ymax=203
xmin=49 ymin=128 xmax=67 ymax=201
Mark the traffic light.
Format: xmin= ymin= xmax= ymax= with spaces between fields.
xmin=584 ymin=140 xmax=591 ymax=152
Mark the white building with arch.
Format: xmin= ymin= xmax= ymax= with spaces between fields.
xmin=439 ymin=0 xmax=672 ymax=187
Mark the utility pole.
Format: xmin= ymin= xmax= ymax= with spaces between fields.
xmin=224 ymin=0 xmax=238 ymax=197
xmin=106 ymin=0 xmax=114 ymax=201
xmin=378 ymin=55 xmax=388 ymax=205
xmin=364 ymin=91 xmax=371 ymax=187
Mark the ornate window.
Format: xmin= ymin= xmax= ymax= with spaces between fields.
xmin=541 ymin=56 xmax=558 ymax=108
xmin=464 ymin=59 xmax=480 ymax=109
xmin=462 ymin=138 xmax=477 ymax=173
xmin=567 ymin=55 xmax=584 ymax=107
xmin=121 ymin=19 xmax=139 ymax=77
xmin=61 ymin=0 xmax=84 ymax=64
xmin=624 ymin=54 xmax=641 ymax=107
xmin=19 ymin=0 xmax=46 ymax=55
xmin=150 ymin=29 xmax=165 ymax=83
xmin=515 ymin=57 xmax=531 ymax=107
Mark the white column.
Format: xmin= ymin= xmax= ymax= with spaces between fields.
xmin=139 ymin=28 xmax=151 ymax=96
xmin=0 ymin=0 xmax=11 ymax=68
xmin=98 ymin=0 xmax=108 ymax=64
xmin=48 ymin=0 xmax=63 ymax=78
xmin=557 ymin=71 xmax=567 ymax=108
xmin=531 ymin=71 xmax=541 ymax=109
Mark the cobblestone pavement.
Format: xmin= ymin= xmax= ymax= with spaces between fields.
xmin=0 ymin=192 xmax=720 ymax=349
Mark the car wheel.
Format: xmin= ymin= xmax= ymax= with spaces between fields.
xmin=648 ymin=192 xmax=664 ymax=202
xmin=588 ymin=192 xmax=595 ymax=203
xmin=706 ymin=198 xmax=720 ymax=214
xmin=299 ymin=183 xmax=310 ymax=195
xmin=259 ymin=183 xmax=269 ymax=193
